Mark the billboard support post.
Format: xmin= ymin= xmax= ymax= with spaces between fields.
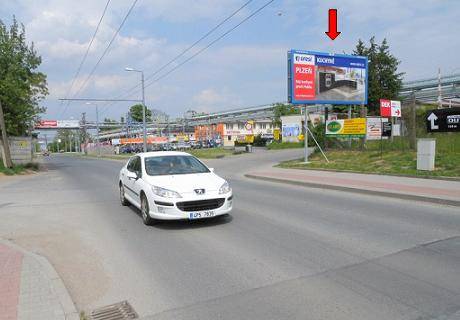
xmin=304 ymin=105 xmax=309 ymax=163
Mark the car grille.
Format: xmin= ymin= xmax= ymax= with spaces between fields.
xmin=176 ymin=198 xmax=225 ymax=212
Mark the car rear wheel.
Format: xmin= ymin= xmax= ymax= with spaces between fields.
xmin=120 ymin=184 xmax=129 ymax=206
xmin=141 ymin=194 xmax=155 ymax=225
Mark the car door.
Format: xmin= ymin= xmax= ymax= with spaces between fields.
xmin=124 ymin=156 xmax=141 ymax=206
xmin=130 ymin=156 xmax=144 ymax=206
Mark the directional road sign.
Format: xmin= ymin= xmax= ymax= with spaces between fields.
xmin=426 ymin=107 xmax=460 ymax=132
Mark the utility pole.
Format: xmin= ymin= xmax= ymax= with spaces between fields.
xmin=125 ymin=68 xmax=147 ymax=152
xmin=437 ymin=67 xmax=442 ymax=109
xmin=81 ymin=112 xmax=87 ymax=154
xmin=96 ymin=104 xmax=101 ymax=157
xmin=0 ymin=100 xmax=13 ymax=168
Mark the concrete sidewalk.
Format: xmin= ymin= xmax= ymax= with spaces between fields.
xmin=245 ymin=167 xmax=460 ymax=206
xmin=0 ymin=240 xmax=78 ymax=320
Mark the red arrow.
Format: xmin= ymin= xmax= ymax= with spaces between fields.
xmin=325 ymin=9 xmax=341 ymax=40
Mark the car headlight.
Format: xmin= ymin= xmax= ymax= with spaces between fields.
xmin=152 ymin=186 xmax=182 ymax=198
xmin=218 ymin=181 xmax=231 ymax=194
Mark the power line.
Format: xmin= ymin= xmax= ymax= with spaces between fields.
xmin=69 ymin=0 xmax=139 ymax=104
xmin=60 ymin=0 xmax=111 ymax=117
xmin=99 ymin=0 xmax=275 ymax=117
xmin=98 ymin=0 xmax=255 ymax=116
xmin=116 ymin=0 xmax=254 ymax=102
xmin=144 ymin=0 xmax=276 ymax=89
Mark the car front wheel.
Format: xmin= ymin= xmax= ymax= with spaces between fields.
xmin=120 ymin=183 xmax=129 ymax=206
xmin=141 ymin=194 xmax=156 ymax=225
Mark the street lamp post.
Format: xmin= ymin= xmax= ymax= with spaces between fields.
xmin=125 ymin=67 xmax=147 ymax=152
xmin=86 ymin=102 xmax=101 ymax=157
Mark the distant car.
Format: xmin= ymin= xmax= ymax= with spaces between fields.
xmin=177 ymin=142 xmax=191 ymax=150
xmin=118 ymin=151 xmax=233 ymax=225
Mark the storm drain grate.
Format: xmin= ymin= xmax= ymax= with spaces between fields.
xmin=87 ymin=300 xmax=138 ymax=320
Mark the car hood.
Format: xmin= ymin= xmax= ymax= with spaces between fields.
xmin=143 ymin=172 xmax=226 ymax=193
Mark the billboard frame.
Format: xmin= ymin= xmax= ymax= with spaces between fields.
xmin=288 ymin=50 xmax=368 ymax=105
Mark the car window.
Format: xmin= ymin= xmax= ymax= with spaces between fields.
xmin=133 ymin=157 xmax=141 ymax=175
xmin=144 ymin=155 xmax=210 ymax=176
xmin=127 ymin=157 xmax=136 ymax=172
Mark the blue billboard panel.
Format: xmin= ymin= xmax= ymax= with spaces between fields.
xmin=288 ymin=50 xmax=368 ymax=105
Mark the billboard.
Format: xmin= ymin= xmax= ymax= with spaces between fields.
xmin=288 ymin=50 xmax=368 ymax=105
xmin=325 ymin=118 xmax=366 ymax=137
xmin=36 ymin=120 xmax=80 ymax=129
xmin=380 ymin=99 xmax=401 ymax=117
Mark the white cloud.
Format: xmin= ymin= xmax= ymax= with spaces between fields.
xmin=192 ymin=88 xmax=240 ymax=112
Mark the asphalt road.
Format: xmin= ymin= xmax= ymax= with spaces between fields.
xmin=0 ymin=149 xmax=459 ymax=320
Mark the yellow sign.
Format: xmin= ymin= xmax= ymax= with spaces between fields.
xmin=244 ymin=120 xmax=254 ymax=131
xmin=297 ymin=134 xmax=304 ymax=141
xmin=245 ymin=134 xmax=254 ymax=143
xmin=326 ymin=118 xmax=366 ymax=137
xmin=273 ymin=128 xmax=280 ymax=141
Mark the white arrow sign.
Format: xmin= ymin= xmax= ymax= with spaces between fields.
xmin=427 ymin=112 xmax=439 ymax=130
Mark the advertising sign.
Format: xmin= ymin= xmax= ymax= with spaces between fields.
xmin=366 ymin=117 xmax=383 ymax=140
xmin=382 ymin=121 xmax=392 ymax=137
xmin=118 ymin=137 xmax=168 ymax=145
xmin=288 ymin=50 xmax=368 ymax=105
xmin=326 ymin=118 xmax=366 ymax=137
xmin=273 ymin=128 xmax=280 ymax=141
xmin=282 ymin=124 xmax=300 ymax=137
xmin=380 ymin=99 xmax=401 ymax=117
xmin=36 ymin=120 xmax=80 ymax=129
xmin=426 ymin=107 xmax=460 ymax=132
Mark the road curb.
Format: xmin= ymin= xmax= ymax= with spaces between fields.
xmin=244 ymin=174 xmax=460 ymax=207
xmin=0 ymin=240 xmax=80 ymax=320
xmin=274 ymin=165 xmax=460 ymax=182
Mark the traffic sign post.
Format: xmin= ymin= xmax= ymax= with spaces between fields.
xmin=426 ymin=107 xmax=460 ymax=133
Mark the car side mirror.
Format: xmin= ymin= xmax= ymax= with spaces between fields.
xmin=209 ymin=168 xmax=214 ymax=172
xmin=127 ymin=171 xmax=138 ymax=180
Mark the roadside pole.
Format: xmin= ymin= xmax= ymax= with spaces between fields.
xmin=141 ymin=71 xmax=147 ymax=153
xmin=348 ymin=105 xmax=352 ymax=148
xmin=304 ymin=105 xmax=309 ymax=163
xmin=96 ymin=104 xmax=101 ymax=157
xmin=0 ymin=100 xmax=13 ymax=168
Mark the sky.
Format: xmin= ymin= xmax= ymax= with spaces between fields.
xmin=1 ymin=0 xmax=459 ymax=123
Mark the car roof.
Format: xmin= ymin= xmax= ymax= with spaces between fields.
xmin=136 ymin=151 xmax=193 ymax=158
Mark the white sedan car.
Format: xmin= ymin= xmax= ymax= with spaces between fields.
xmin=118 ymin=151 xmax=233 ymax=225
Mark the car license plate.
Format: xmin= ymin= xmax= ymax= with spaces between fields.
xmin=189 ymin=211 xmax=215 ymax=220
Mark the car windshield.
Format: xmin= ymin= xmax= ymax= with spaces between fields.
xmin=144 ymin=155 xmax=210 ymax=176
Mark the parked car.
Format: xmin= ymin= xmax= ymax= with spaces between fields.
xmin=118 ymin=151 xmax=233 ymax=225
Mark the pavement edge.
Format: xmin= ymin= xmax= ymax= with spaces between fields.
xmin=244 ymin=174 xmax=460 ymax=207
xmin=0 ymin=239 xmax=80 ymax=320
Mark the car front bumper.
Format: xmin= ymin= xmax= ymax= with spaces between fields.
xmin=148 ymin=194 xmax=233 ymax=220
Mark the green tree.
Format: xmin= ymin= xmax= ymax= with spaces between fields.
xmin=0 ymin=17 xmax=48 ymax=136
xmin=353 ymin=37 xmax=404 ymax=115
xmin=272 ymin=102 xmax=300 ymax=127
xmin=129 ymin=104 xmax=152 ymax=122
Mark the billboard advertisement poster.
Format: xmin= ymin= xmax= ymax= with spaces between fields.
xmin=288 ymin=50 xmax=368 ymax=105
xmin=282 ymin=124 xmax=300 ymax=137
xmin=391 ymin=100 xmax=401 ymax=117
xmin=366 ymin=117 xmax=382 ymax=140
xmin=36 ymin=120 xmax=80 ymax=129
xmin=326 ymin=118 xmax=366 ymax=137
xmin=380 ymin=99 xmax=401 ymax=117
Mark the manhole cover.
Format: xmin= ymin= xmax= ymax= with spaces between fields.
xmin=87 ymin=301 xmax=138 ymax=320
